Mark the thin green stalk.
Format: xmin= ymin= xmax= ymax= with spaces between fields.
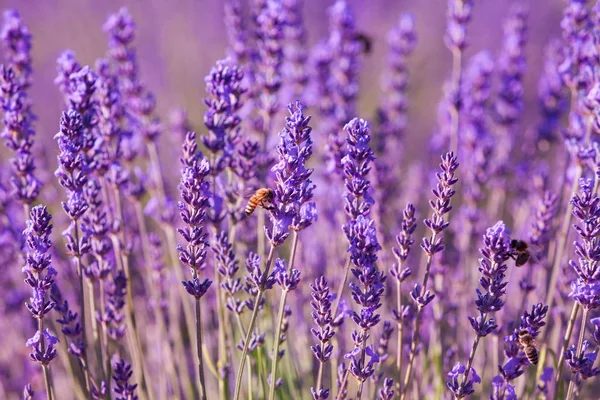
xmin=331 ymin=258 xmax=351 ymax=325
xmin=554 ymin=303 xmax=580 ymax=399
xmin=195 ymin=295 xmax=208 ymax=400
xmin=74 ymin=221 xmax=92 ymax=399
xmin=356 ymin=329 xmax=369 ymax=399
xmin=233 ymin=245 xmax=277 ymax=400
xmin=545 ymin=167 xmax=582 ymax=313
xmin=566 ymin=308 xmax=589 ymax=400
xmin=335 ymin=368 xmax=350 ymax=400
xmin=268 ymin=232 xmax=300 ymax=400
xmin=400 ymin=232 xmax=438 ymax=400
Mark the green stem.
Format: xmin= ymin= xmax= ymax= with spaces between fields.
xmin=74 ymin=221 xmax=92 ymax=399
xmin=39 ymin=318 xmax=54 ymax=400
xmin=566 ymin=308 xmax=588 ymax=400
xmin=233 ymin=245 xmax=276 ymax=400
xmin=267 ymin=232 xmax=300 ymax=400
xmin=195 ymin=296 xmax=208 ymax=400
xmin=554 ymin=303 xmax=580 ymax=399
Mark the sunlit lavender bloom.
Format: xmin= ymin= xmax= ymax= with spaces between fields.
xmin=1 ymin=9 xmax=32 ymax=88
xmin=323 ymin=0 xmax=361 ymax=177
xmin=203 ymin=58 xmax=245 ymax=175
xmin=564 ymin=340 xmax=600 ymax=380
xmin=224 ymin=0 xmax=249 ymax=65
xmin=112 ymin=357 xmax=138 ymax=400
xmin=569 ymin=178 xmax=600 ymax=310
xmin=282 ymin=0 xmax=308 ymax=101
xmin=310 ymin=276 xmax=335 ymax=396
xmin=0 ymin=65 xmax=41 ymax=206
xmin=267 ymin=101 xmax=316 ymax=245
xmin=255 ymin=0 xmax=285 ymax=138
xmin=178 ymin=131 xmax=213 ymax=297
xmin=23 ymin=205 xmax=59 ymax=372
xmin=50 ymin=284 xmax=84 ymax=358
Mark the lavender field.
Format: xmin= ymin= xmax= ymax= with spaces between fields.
xmin=2 ymin=0 xmax=600 ymax=399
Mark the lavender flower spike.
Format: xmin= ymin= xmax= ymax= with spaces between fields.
xmin=23 ymin=205 xmax=59 ymax=399
xmin=401 ymin=152 xmax=458 ymax=400
xmin=311 ymin=276 xmax=336 ymax=398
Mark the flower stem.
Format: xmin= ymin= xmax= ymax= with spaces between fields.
xmin=566 ymin=308 xmax=589 ymax=400
xmin=396 ymin=277 xmax=404 ymax=394
xmin=74 ymin=220 xmax=92 ymax=399
xmin=38 ymin=319 xmax=54 ymax=400
xmin=268 ymin=231 xmax=299 ymax=400
xmin=545 ymin=167 xmax=582 ymax=312
xmin=332 ymin=257 xmax=351 ymax=324
xmin=195 ymin=295 xmax=208 ymax=400
xmin=401 ymin=232 xmax=437 ymax=400
xmin=554 ymin=303 xmax=580 ymax=399
xmin=233 ymin=245 xmax=276 ymax=400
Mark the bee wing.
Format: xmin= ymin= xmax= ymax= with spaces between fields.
xmin=527 ymin=244 xmax=543 ymax=265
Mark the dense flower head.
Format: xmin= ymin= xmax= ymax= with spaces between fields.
xmin=26 ymin=329 xmax=59 ymax=366
xmin=310 ymin=276 xmax=336 ymax=364
xmin=22 ymin=205 xmax=57 ymax=320
xmin=50 ymin=284 xmax=84 ymax=358
xmin=203 ymin=58 xmax=245 ymax=169
xmin=565 ymin=340 xmax=600 ymax=380
xmin=267 ymin=101 xmax=316 ymax=244
xmin=421 ymin=152 xmax=459 ymax=256
xmin=391 ymin=203 xmax=417 ymax=267
xmin=112 ymin=357 xmax=139 ymax=400
xmin=444 ymin=0 xmax=473 ymax=51
xmin=569 ymin=178 xmax=600 ymax=309
xmin=1 ymin=9 xmax=32 ymax=88
xmin=0 ymin=64 xmax=40 ymax=204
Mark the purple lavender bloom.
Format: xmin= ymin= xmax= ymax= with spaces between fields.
xmin=26 ymin=329 xmax=59 ymax=366
xmin=468 ymin=221 xmax=512 ymax=336
xmin=446 ymin=362 xmax=480 ymax=399
xmin=267 ymin=101 xmax=316 ymax=245
xmin=564 ymin=340 xmax=600 ymax=380
xmin=23 ymin=206 xmax=57 ymax=321
xmin=444 ymin=0 xmax=473 ymax=51
xmin=492 ymin=304 xmax=548 ymax=398
xmin=282 ymin=0 xmax=308 ymax=101
xmin=569 ymin=178 xmax=600 ymax=310
xmin=112 ymin=357 xmax=138 ymax=400
xmin=591 ymin=317 xmax=600 ymax=346
xmin=203 ymin=58 xmax=246 ymax=175
xmin=1 ymin=10 xmax=32 ymax=88
xmin=323 ymin=0 xmax=362 ymax=178
xmin=50 ymin=284 xmax=85 ymax=358
xmin=0 ymin=65 xmax=41 ymax=206
xmin=255 ymin=0 xmax=285 ymax=139
xmin=177 ymin=131 xmax=213 ymax=296
xmin=310 ymin=276 xmax=336 ymax=396
xmin=224 ymin=0 xmax=249 ymax=65
xmin=103 ymin=270 xmax=127 ymax=341
xmin=378 ymin=378 xmax=394 ymax=400
xmin=536 ymin=40 xmax=567 ymax=146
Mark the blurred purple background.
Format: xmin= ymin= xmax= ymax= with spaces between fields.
xmin=0 ymin=0 xmax=565 ymax=156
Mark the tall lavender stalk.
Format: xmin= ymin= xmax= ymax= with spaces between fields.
xmin=310 ymin=277 xmax=336 ymax=399
xmin=444 ymin=0 xmax=473 ymax=153
xmin=178 ymin=131 xmax=213 ymax=400
xmin=23 ymin=206 xmax=59 ymax=400
xmin=54 ymin=110 xmax=93 ymax=397
xmin=401 ymin=152 xmax=458 ymax=399
xmin=268 ymin=101 xmax=316 ymax=399
xmin=447 ymin=221 xmax=511 ymax=398
xmin=390 ymin=203 xmax=416 ymax=393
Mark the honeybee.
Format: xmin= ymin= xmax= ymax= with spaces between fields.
xmin=245 ymin=188 xmax=275 ymax=216
xmin=354 ymin=32 xmax=373 ymax=55
xmin=517 ymin=329 xmax=539 ymax=365
xmin=509 ymin=239 xmax=537 ymax=267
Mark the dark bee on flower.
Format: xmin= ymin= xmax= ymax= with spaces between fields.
xmin=509 ymin=239 xmax=538 ymax=267
xmin=354 ymin=32 xmax=373 ymax=55
xmin=245 ymin=188 xmax=275 ymax=216
xmin=517 ymin=329 xmax=539 ymax=365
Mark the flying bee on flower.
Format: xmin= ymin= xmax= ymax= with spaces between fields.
xmin=354 ymin=32 xmax=373 ymax=55
xmin=244 ymin=187 xmax=275 ymax=217
xmin=517 ymin=329 xmax=539 ymax=365
xmin=508 ymin=239 xmax=540 ymax=267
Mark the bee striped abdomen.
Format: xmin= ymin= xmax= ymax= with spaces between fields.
xmin=245 ymin=188 xmax=274 ymax=217
xmin=245 ymin=197 xmax=259 ymax=216
xmin=523 ymin=345 xmax=539 ymax=365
